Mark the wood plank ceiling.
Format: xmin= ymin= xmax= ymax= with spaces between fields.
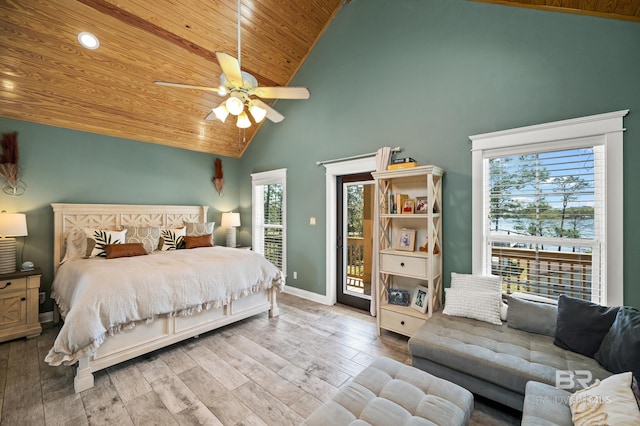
xmin=1 ymin=1 xmax=637 ymax=157
xmin=474 ymin=0 xmax=640 ymax=23
xmin=0 ymin=0 xmax=344 ymax=157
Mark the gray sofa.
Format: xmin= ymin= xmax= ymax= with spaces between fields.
xmin=407 ymin=297 xmax=612 ymax=412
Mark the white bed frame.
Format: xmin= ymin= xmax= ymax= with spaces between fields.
xmin=51 ymin=203 xmax=279 ymax=393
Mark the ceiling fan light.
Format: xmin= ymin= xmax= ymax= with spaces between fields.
xmin=225 ymin=96 xmax=244 ymax=115
xmin=212 ymin=104 xmax=229 ymax=122
xmin=249 ymin=104 xmax=267 ymax=123
xmin=217 ymin=85 xmax=227 ymax=96
xmin=236 ymin=111 xmax=251 ymax=128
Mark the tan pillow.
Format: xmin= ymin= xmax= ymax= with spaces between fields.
xmin=184 ymin=234 xmax=213 ymax=249
xmin=105 ymin=243 xmax=147 ymax=259
xmin=569 ymin=372 xmax=640 ymax=426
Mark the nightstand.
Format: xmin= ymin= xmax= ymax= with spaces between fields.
xmin=0 ymin=267 xmax=42 ymax=343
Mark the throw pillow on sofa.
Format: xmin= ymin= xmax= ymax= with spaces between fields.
xmin=507 ymin=296 xmax=557 ymax=337
xmin=569 ymin=372 xmax=640 ymax=426
xmin=594 ymin=306 xmax=640 ymax=381
xmin=554 ymin=295 xmax=619 ymax=358
xmin=443 ymin=273 xmax=503 ymax=325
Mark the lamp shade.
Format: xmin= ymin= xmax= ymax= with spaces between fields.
xmin=0 ymin=212 xmax=28 ymax=237
xmin=221 ymin=212 xmax=241 ymax=227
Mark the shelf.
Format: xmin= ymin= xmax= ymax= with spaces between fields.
xmin=380 ymin=249 xmax=428 ymax=258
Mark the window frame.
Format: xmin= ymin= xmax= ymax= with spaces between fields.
xmin=251 ymin=168 xmax=287 ymax=276
xmin=470 ymin=110 xmax=628 ymax=306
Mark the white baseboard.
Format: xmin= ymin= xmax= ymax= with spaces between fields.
xmin=284 ymin=286 xmax=333 ymax=306
xmin=39 ymin=311 xmax=54 ymax=324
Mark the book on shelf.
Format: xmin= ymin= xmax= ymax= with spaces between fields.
xmin=392 ymin=157 xmax=416 ymax=164
xmin=387 ymin=162 xmax=417 ymax=170
xmin=388 ymin=193 xmax=408 ymax=214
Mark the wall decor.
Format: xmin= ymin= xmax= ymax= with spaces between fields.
xmin=212 ymin=158 xmax=224 ymax=196
xmin=0 ymin=132 xmax=26 ymax=195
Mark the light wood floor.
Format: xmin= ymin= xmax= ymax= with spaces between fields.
xmin=0 ymin=292 xmax=520 ymax=425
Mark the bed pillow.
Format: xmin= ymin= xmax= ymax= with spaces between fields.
xmin=554 ymin=295 xmax=619 ymax=358
xmin=84 ymin=228 xmax=127 ymax=258
xmin=105 ymin=243 xmax=147 ymax=259
xmin=125 ymin=226 xmax=161 ymax=254
xmin=184 ymin=234 xmax=214 ymax=249
xmin=594 ymin=306 xmax=640 ymax=380
xmin=569 ymin=372 xmax=640 ymax=426
xmin=60 ymin=229 xmax=88 ymax=263
xmin=159 ymin=227 xmax=186 ymax=251
xmin=184 ymin=221 xmax=215 ymax=237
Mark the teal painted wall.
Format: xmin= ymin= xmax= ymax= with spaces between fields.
xmin=240 ymin=0 xmax=640 ymax=307
xmin=0 ymin=119 xmax=243 ymax=311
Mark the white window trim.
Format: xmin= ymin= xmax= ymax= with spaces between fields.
xmin=251 ymin=168 xmax=287 ymax=276
xmin=470 ymin=110 xmax=628 ymax=306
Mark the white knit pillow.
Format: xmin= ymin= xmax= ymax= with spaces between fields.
xmin=443 ymin=287 xmax=502 ymax=325
xmin=450 ymin=272 xmax=502 ymax=293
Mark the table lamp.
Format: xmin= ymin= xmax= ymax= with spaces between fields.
xmin=0 ymin=211 xmax=28 ymax=274
xmin=221 ymin=212 xmax=241 ymax=248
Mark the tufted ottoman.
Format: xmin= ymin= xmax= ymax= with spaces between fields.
xmin=302 ymin=357 xmax=474 ymax=426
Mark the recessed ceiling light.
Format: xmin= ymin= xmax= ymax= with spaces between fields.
xmin=77 ymin=32 xmax=99 ymax=50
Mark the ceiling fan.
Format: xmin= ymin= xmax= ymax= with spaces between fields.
xmin=153 ymin=0 xmax=310 ymax=129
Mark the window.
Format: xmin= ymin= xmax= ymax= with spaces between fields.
xmin=471 ymin=110 xmax=627 ymax=306
xmin=251 ymin=169 xmax=286 ymax=275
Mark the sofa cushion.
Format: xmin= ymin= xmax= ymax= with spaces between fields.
xmin=409 ymin=312 xmax=611 ymax=396
xmin=554 ymin=295 xmax=619 ymax=358
xmin=508 ymin=296 xmax=557 ymax=337
xmin=521 ymin=381 xmax=573 ymax=426
xmin=594 ymin=306 xmax=640 ymax=380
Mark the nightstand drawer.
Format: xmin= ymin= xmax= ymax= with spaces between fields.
xmin=379 ymin=309 xmax=425 ymax=336
xmin=0 ymin=277 xmax=26 ymax=294
xmin=380 ymin=253 xmax=427 ymax=277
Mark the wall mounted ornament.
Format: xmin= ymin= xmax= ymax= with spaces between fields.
xmin=213 ymin=158 xmax=224 ymax=197
xmin=0 ymin=132 xmax=26 ymax=196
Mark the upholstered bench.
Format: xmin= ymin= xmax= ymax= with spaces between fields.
xmin=302 ymin=357 xmax=474 ymax=426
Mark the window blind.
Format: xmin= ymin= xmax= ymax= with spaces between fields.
xmin=485 ymin=146 xmax=604 ymax=302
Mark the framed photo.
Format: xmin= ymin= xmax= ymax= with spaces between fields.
xmin=396 ymin=228 xmax=416 ymax=251
xmin=415 ymin=196 xmax=428 ymax=213
xmin=388 ymin=288 xmax=410 ymax=306
xmin=411 ymin=285 xmax=429 ymax=313
xmin=402 ymin=199 xmax=415 ymax=214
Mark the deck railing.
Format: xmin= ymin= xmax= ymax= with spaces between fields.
xmin=347 ymin=237 xmax=365 ymax=284
xmin=491 ymin=247 xmax=592 ymax=300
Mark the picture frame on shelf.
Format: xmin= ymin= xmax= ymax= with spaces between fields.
xmin=388 ymin=288 xmax=410 ymax=306
xmin=415 ymin=196 xmax=428 ymax=213
xmin=411 ymin=285 xmax=429 ymax=313
xmin=402 ymin=199 xmax=415 ymax=214
xmin=396 ymin=228 xmax=416 ymax=251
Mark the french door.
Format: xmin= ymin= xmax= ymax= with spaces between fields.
xmin=336 ymin=172 xmax=374 ymax=311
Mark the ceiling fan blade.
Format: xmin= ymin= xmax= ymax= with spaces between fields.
xmin=154 ymin=81 xmax=219 ymax=92
xmin=215 ymin=52 xmax=243 ymax=86
xmin=204 ymin=111 xmax=216 ymax=121
xmin=254 ymin=99 xmax=284 ymax=123
xmin=253 ymin=86 xmax=310 ymax=100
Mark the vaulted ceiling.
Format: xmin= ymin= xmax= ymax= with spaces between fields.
xmin=1 ymin=1 xmax=638 ymax=157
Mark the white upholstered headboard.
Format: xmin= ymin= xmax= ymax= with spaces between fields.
xmin=51 ymin=203 xmax=208 ymax=273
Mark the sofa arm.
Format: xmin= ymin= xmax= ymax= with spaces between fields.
xmin=521 ymin=381 xmax=573 ymax=426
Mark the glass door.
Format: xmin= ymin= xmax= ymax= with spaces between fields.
xmin=337 ymin=173 xmax=374 ymax=310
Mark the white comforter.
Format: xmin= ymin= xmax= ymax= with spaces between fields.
xmin=45 ymin=247 xmax=284 ymax=366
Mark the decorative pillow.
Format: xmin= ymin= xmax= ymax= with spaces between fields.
xmin=125 ymin=226 xmax=161 ymax=254
xmin=450 ymin=272 xmax=502 ymax=294
xmin=569 ymin=372 xmax=640 ymax=426
xmin=105 ymin=243 xmax=147 ymax=259
xmin=84 ymin=228 xmax=127 ymax=258
xmin=633 ymin=375 xmax=640 ymax=411
xmin=554 ymin=295 xmax=619 ymax=358
xmin=594 ymin=306 xmax=640 ymax=380
xmin=500 ymin=300 xmax=508 ymax=321
xmin=507 ymin=296 xmax=557 ymax=337
xmin=184 ymin=234 xmax=213 ymax=249
xmin=443 ymin=287 xmax=502 ymax=325
xmin=159 ymin=227 xmax=185 ymax=251
xmin=60 ymin=229 xmax=88 ymax=263
xmin=184 ymin=221 xmax=215 ymax=237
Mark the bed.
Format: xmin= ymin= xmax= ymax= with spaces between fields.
xmin=45 ymin=203 xmax=283 ymax=393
